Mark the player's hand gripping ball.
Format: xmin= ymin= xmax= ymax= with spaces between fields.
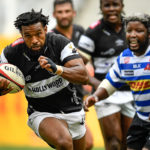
xmin=0 ymin=63 xmax=25 ymax=93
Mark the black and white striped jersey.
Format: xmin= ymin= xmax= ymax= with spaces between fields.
xmin=0 ymin=32 xmax=83 ymax=114
xmin=52 ymin=24 xmax=85 ymax=47
xmin=52 ymin=24 xmax=88 ymax=98
xmin=78 ymin=19 xmax=127 ymax=81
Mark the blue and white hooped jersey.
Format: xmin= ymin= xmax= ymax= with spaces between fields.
xmin=107 ymin=45 xmax=150 ymax=121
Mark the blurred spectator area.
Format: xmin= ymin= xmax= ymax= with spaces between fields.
xmin=0 ymin=0 xmax=86 ymax=35
xmin=1 ymin=0 xmax=150 ymax=36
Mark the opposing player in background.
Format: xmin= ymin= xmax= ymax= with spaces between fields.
xmin=0 ymin=9 xmax=89 ymax=150
xmin=78 ymin=0 xmax=135 ymax=149
xmin=51 ymin=0 xmax=93 ymax=149
xmin=84 ymin=13 xmax=150 ymax=150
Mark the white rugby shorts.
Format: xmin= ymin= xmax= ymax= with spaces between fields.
xmin=27 ymin=109 xmax=86 ymax=140
xmin=95 ymin=91 xmax=135 ymax=119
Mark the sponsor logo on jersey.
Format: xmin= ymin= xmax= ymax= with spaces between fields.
xmin=69 ymin=43 xmax=73 ymax=49
xmin=124 ymin=57 xmax=130 ymax=64
xmin=100 ymin=48 xmax=115 ymax=55
xmin=25 ymin=75 xmax=31 ymax=81
xmin=133 ymin=64 xmax=141 ymax=69
xmin=144 ymin=64 xmax=150 ymax=70
xmin=27 ymin=78 xmax=63 ymax=92
xmin=102 ymin=29 xmax=111 ymax=36
xmin=127 ymin=80 xmax=150 ymax=91
xmin=143 ymin=63 xmax=150 ymax=74
xmin=68 ymin=43 xmax=77 ymax=53
xmin=75 ymin=31 xmax=80 ymax=38
xmin=124 ymin=70 xmax=134 ymax=76
xmin=115 ymin=39 xmax=124 ymax=46
xmin=72 ymin=48 xmax=77 ymax=53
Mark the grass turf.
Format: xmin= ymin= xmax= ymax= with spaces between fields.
xmin=0 ymin=147 xmax=104 ymax=150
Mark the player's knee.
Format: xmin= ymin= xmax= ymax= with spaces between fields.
xmin=108 ymin=137 xmax=121 ymax=150
xmin=85 ymin=139 xmax=93 ymax=150
xmin=55 ymin=136 xmax=73 ymax=150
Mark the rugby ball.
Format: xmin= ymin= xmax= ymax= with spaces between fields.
xmin=0 ymin=63 xmax=25 ymax=93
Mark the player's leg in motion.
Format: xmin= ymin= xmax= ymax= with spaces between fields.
xmin=39 ymin=117 xmax=73 ymax=150
xmin=99 ymin=112 xmax=122 ymax=150
xmin=85 ymin=124 xmax=93 ymax=150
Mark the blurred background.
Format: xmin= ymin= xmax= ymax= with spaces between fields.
xmin=0 ymin=0 xmax=150 ymax=149
xmin=1 ymin=0 xmax=150 ymax=35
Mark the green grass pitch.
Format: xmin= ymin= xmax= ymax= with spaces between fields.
xmin=0 ymin=147 xmax=104 ymax=150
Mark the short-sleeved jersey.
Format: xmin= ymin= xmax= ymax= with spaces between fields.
xmin=0 ymin=32 xmax=83 ymax=114
xmin=52 ymin=24 xmax=84 ymax=47
xmin=78 ymin=19 xmax=127 ymax=80
xmin=52 ymin=24 xmax=87 ymax=98
xmin=107 ymin=45 xmax=150 ymax=121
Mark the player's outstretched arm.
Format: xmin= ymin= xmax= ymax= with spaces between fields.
xmin=84 ymin=79 xmax=117 ymax=111
xmin=84 ymin=87 xmax=108 ymax=111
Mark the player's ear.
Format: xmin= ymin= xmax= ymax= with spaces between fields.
xmin=44 ymin=25 xmax=47 ymax=33
xmin=19 ymin=28 xmax=23 ymax=35
xmin=148 ymin=32 xmax=150 ymax=38
xmin=53 ymin=11 xmax=56 ymax=18
xmin=20 ymin=31 xmax=23 ymax=36
xmin=73 ymin=10 xmax=76 ymax=17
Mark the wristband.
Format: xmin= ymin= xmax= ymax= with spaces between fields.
xmin=46 ymin=58 xmax=57 ymax=73
xmin=98 ymin=79 xmax=116 ymax=96
xmin=93 ymin=94 xmax=99 ymax=101
xmin=55 ymin=65 xmax=63 ymax=75
xmin=46 ymin=58 xmax=63 ymax=75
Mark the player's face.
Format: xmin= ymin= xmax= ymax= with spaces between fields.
xmin=21 ymin=22 xmax=47 ymax=51
xmin=53 ymin=3 xmax=76 ymax=28
xmin=126 ymin=21 xmax=149 ymax=56
xmin=101 ymin=0 xmax=123 ymax=24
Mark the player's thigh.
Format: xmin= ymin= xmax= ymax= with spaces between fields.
xmin=39 ymin=117 xmax=72 ymax=145
xmin=95 ymin=102 xmax=122 ymax=137
xmin=121 ymin=114 xmax=133 ymax=137
xmin=73 ymin=134 xmax=86 ymax=150
xmin=121 ymin=102 xmax=135 ymax=138
xmin=99 ymin=112 xmax=122 ymax=139
xmin=85 ymin=124 xmax=93 ymax=149
xmin=85 ymin=124 xmax=93 ymax=143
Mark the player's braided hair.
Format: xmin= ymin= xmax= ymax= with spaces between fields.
xmin=53 ymin=0 xmax=74 ymax=9
xmin=124 ymin=13 xmax=150 ymax=33
xmin=14 ymin=9 xmax=49 ymax=31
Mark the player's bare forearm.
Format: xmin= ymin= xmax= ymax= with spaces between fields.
xmin=62 ymin=58 xmax=89 ymax=84
xmin=88 ymin=75 xmax=101 ymax=90
xmin=84 ymin=87 xmax=109 ymax=111
xmin=38 ymin=56 xmax=89 ymax=84
xmin=94 ymin=87 xmax=109 ymax=100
